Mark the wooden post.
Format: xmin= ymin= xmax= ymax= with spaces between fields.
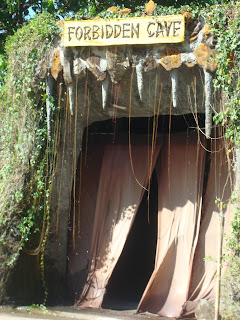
xmin=215 ymin=202 xmax=225 ymax=320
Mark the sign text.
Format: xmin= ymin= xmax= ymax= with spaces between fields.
xmin=63 ymin=15 xmax=185 ymax=46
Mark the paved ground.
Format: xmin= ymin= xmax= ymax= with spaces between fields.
xmin=0 ymin=306 xmax=177 ymax=320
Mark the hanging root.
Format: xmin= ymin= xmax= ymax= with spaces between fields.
xmin=68 ymin=82 xmax=75 ymax=116
xmin=171 ymin=69 xmax=178 ymax=108
xmin=204 ymin=68 xmax=213 ymax=139
xmin=136 ymin=59 xmax=144 ymax=101
xmin=102 ymin=76 xmax=109 ymax=109
xmin=46 ymin=74 xmax=54 ymax=141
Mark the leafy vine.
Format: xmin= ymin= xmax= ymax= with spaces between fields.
xmin=0 ymin=11 xmax=60 ymax=301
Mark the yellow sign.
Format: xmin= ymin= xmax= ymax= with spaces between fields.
xmin=63 ymin=15 xmax=185 ymax=47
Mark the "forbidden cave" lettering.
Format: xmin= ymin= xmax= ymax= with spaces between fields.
xmin=63 ymin=16 xmax=185 ymax=46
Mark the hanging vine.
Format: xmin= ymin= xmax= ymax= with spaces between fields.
xmin=0 ymin=12 xmax=60 ymax=301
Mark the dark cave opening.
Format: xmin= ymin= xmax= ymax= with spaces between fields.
xmin=102 ymin=169 xmax=158 ymax=311
xmin=84 ymin=114 xmax=206 ymax=136
xmin=82 ymin=114 xmax=206 ymax=147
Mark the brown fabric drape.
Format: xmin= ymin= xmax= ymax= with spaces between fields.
xmin=138 ymin=133 xmax=206 ymax=318
xmin=70 ymin=134 xmax=233 ymax=317
xmin=183 ymin=139 xmax=233 ymax=316
xmin=76 ymin=143 xmax=161 ymax=308
xmin=67 ymin=144 xmax=104 ymax=299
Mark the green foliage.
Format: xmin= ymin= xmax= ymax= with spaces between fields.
xmin=221 ymin=254 xmax=240 ymax=319
xmin=0 ymin=11 xmax=60 ymax=300
xmin=0 ymin=54 xmax=6 ymax=88
xmin=69 ymin=0 xmax=228 ymax=21
xmin=65 ymin=0 xmax=229 ymax=18
xmin=26 ymin=303 xmax=48 ymax=313
xmin=0 ymin=0 xmax=66 ymax=53
xmin=221 ymin=204 xmax=240 ymax=319
xmin=209 ymin=3 xmax=240 ymax=145
xmin=202 ymin=4 xmax=240 ymax=318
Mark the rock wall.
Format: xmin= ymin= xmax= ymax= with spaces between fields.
xmin=39 ymin=15 xmax=218 ymax=126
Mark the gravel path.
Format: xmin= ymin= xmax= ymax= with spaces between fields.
xmin=0 ymin=307 xmax=175 ymax=320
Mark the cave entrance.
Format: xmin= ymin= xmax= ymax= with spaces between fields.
xmin=68 ymin=115 xmax=206 ymax=309
xmin=102 ymin=169 xmax=158 ymax=311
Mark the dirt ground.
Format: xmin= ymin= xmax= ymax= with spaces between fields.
xmin=0 ymin=306 xmax=178 ymax=320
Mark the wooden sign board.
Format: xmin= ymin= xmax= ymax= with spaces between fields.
xmin=63 ymin=15 xmax=185 ymax=47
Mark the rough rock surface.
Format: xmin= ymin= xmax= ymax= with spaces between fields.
xmin=33 ymin=12 xmax=220 ymax=125
xmin=38 ymin=17 xmax=219 ymax=127
xmin=119 ymin=8 xmax=131 ymax=16
xmin=107 ymin=6 xmax=118 ymax=13
xmin=51 ymin=49 xmax=63 ymax=80
xmin=160 ymin=52 xmax=182 ymax=71
xmin=195 ymin=299 xmax=215 ymax=320
xmin=144 ymin=0 xmax=156 ymax=16
xmin=194 ymin=43 xmax=217 ymax=72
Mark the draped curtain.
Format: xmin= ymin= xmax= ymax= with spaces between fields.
xmin=137 ymin=134 xmax=233 ymax=318
xmin=67 ymin=144 xmax=104 ymax=299
xmin=70 ymin=133 xmax=233 ymax=317
xmin=138 ymin=133 xmax=206 ymax=318
xmin=75 ymin=143 xmax=161 ymax=307
xmin=183 ymin=139 xmax=233 ymax=316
